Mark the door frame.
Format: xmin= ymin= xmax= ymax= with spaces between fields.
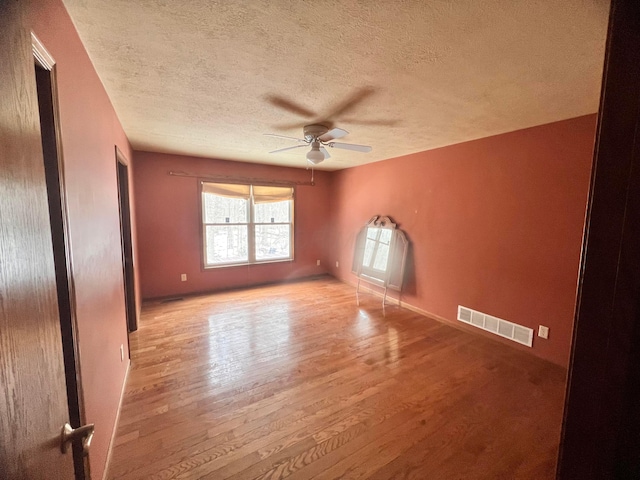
xmin=32 ymin=33 xmax=87 ymax=479
xmin=115 ymin=147 xmax=138 ymax=333
xmin=558 ymin=0 xmax=640 ymax=477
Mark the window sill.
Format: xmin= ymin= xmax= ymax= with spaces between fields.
xmin=203 ymin=258 xmax=294 ymax=270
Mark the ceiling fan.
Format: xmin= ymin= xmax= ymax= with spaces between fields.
xmin=264 ymin=124 xmax=372 ymax=165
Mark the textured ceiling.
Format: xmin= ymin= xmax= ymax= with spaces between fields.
xmin=62 ymin=0 xmax=609 ymax=171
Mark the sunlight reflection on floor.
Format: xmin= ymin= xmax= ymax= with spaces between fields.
xmin=205 ymin=303 xmax=292 ymax=385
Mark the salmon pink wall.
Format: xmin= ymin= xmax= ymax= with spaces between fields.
xmin=29 ymin=1 xmax=136 ymax=477
xmin=134 ymin=152 xmax=332 ymax=298
xmin=328 ymin=115 xmax=596 ymax=367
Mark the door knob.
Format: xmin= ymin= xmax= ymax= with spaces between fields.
xmin=60 ymin=422 xmax=94 ymax=456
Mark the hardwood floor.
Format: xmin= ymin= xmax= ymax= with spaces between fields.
xmin=107 ymin=277 xmax=567 ymax=480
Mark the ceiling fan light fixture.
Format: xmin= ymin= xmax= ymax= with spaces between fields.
xmin=306 ymin=142 xmax=324 ymax=164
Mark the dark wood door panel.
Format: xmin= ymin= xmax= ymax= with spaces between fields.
xmin=558 ymin=0 xmax=640 ymax=478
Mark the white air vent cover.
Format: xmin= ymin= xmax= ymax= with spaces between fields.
xmin=457 ymin=306 xmax=533 ymax=347
xmin=484 ymin=315 xmax=499 ymax=334
xmin=458 ymin=306 xmax=472 ymax=323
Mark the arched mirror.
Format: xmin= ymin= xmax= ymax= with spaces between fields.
xmin=352 ymin=215 xmax=409 ymax=314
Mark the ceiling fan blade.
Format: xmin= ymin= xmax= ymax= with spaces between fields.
xmin=318 ymin=128 xmax=348 ymax=142
xmin=263 ymin=133 xmax=306 ymax=143
xmin=341 ymin=118 xmax=399 ymax=127
xmin=324 ymin=86 xmax=376 ymax=120
xmin=269 ymin=144 xmax=308 ymax=154
xmin=320 ymin=146 xmax=331 ymax=159
xmin=273 ymin=121 xmax=312 ymax=131
xmin=327 ymin=142 xmax=372 ymax=153
xmin=264 ymin=95 xmax=316 ymax=118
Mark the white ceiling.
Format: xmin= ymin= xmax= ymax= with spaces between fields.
xmin=62 ymin=0 xmax=609 ymax=171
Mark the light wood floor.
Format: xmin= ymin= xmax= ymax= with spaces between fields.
xmin=107 ymin=277 xmax=567 ymax=480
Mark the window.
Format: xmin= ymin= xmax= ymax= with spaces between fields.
xmin=201 ymin=182 xmax=294 ymax=267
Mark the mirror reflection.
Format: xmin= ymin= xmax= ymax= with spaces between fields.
xmin=352 ymin=216 xmax=408 ymax=314
xmin=363 ymin=227 xmax=392 ymax=273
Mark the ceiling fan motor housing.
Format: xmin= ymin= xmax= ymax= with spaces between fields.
xmin=303 ymin=124 xmax=329 ymax=142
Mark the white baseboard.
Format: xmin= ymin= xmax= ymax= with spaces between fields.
xmin=343 ymin=276 xmax=547 ymax=357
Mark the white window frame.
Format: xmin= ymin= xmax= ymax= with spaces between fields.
xmin=201 ymin=181 xmax=295 ymax=268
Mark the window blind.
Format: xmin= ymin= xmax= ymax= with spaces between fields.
xmin=201 ymin=182 xmax=250 ymax=199
xmin=252 ymin=185 xmax=294 ymax=204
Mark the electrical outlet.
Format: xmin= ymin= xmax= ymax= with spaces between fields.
xmin=181 ymin=273 xmax=187 ymax=281
xmin=120 ymin=344 xmax=124 ymax=362
xmin=538 ymin=325 xmax=549 ymax=339
xmin=316 ymin=259 xmax=320 ymax=266
xmin=336 ymin=261 xmax=339 ymax=268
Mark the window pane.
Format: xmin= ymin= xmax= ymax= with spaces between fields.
xmin=203 ymin=193 xmax=248 ymax=224
xmin=205 ymin=225 xmax=248 ymax=265
xmin=254 ymin=200 xmax=291 ymax=223
xmin=255 ymin=225 xmax=291 ymax=261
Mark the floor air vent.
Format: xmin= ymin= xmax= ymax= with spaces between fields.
xmin=457 ymin=306 xmax=533 ymax=347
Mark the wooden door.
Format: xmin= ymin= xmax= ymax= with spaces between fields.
xmin=0 ymin=3 xmax=76 ymax=479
